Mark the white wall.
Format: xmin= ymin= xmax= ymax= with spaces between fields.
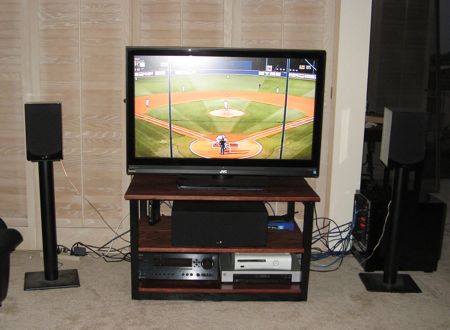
xmin=326 ymin=0 xmax=372 ymax=226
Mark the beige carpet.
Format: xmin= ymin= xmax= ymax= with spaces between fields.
xmin=1 ymin=236 xmax=448 ymax=330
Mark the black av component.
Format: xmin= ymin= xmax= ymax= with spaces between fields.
xmin=138 ymin=253 xmax=219 ymax=281
xmin=351 ymin=189 xmax=390 ymax=271
xmin=352 ymin=188 xmax=447 ymax=272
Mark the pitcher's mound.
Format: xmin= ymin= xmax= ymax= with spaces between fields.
xmin=209 ymin=108 xmax=244 ymax=118
xmin=190 ymin=139 xmax=261 ymax=159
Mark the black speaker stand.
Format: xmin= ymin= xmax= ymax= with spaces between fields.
xmin=359 ymin=166 xmax=421 ymax=293
xmin=24 ymin=161 xmax=80 ymax=290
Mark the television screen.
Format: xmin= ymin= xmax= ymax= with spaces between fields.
xmin=126 ymin=47 xmax=326 ymax=183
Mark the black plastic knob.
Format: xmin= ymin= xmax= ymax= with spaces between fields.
xmin=201 ymin=258 xmax=214 ymax=270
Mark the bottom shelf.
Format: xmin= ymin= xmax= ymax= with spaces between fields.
xmin=136 ymin=279 xmax=303 ymax=300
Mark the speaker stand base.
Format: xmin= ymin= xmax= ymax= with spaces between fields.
xmin=359 ymin=273 xmax=421 ymax=293
xmin=24 ymin=269 xmax=80 ymax=291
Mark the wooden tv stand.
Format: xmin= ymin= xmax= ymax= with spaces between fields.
xmin=125 ymin=174 xmax=320 ymax=301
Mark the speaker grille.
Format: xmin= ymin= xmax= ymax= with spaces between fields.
xmin=24 ymin=103 xmax=63 ymax=161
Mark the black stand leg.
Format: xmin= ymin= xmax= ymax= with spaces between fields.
xmin=286 ymin=202 xmax=295 ymax=221
xmin=139 ymin=200 xmax=161 ymax=225
xmin=24 ymin=161 xmax=80 ymax=291
xmin=150 ymin=200 xmax=161 ymax=224
xmin=39 ymin=161 xmax=58 ymax=280
xmin=359 ymin=166 xmax=421 ymax=293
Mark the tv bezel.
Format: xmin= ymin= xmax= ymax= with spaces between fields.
xmin=126 ymin=46 xmax=326 ymax=178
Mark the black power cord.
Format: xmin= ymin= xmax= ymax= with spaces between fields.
xmin=63 ymin=229 xmax=131 ymax=263
xmin=71 ymin=241 xmax=130 ymax=263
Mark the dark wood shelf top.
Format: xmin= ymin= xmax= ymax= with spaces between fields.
xmin=125 ymin=174 xmax=320 ymax=202
xmin=138 ymin=216 xmax=304 ymax=253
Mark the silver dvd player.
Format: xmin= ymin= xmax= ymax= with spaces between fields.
xmin=220 ymin=253 xmax=301 ymax=283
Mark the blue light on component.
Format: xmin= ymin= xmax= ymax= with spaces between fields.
xmin=268 ymin=220 xmax=295 ymax=231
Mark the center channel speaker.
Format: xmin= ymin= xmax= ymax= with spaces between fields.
xmin=24 ymin=103 xmax=63 ymax=161
xmin=171 ymin=201 xmax=268 ymax=247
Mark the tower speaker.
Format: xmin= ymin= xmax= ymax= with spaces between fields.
xmin=380 ymin=107 xmax=428 ymax=166
xmin=24 ymin=103 xmax=63 ymax=161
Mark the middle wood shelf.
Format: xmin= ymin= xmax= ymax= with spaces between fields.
xmin=138 ymin=215 xmax=304 ymax=253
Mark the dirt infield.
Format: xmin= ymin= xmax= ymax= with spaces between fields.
xmin=135 ymin=91 xmax=315 ymax=117
xmin=135 ymin=91 xmax=315 ymax=159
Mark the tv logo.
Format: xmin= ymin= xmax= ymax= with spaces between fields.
xmin=219 ymin=169 xmax=228 ymax=174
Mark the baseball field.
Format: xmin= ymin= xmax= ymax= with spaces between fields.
xmin=134 ymin=73 xmax=316 ymax=160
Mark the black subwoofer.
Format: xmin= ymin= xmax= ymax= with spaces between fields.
xmin=352 ymin=189 xmax=447 ymax=272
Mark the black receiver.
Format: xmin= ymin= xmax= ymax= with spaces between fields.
xmin=138 ymin=253 xmax=219 ymax=281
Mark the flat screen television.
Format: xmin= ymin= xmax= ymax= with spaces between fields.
xmin=126 ymin=47 xmax=326 ymax=190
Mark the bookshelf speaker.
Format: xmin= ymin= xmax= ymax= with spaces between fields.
xmin=24 ymin=103 xmax=63 ymax=161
